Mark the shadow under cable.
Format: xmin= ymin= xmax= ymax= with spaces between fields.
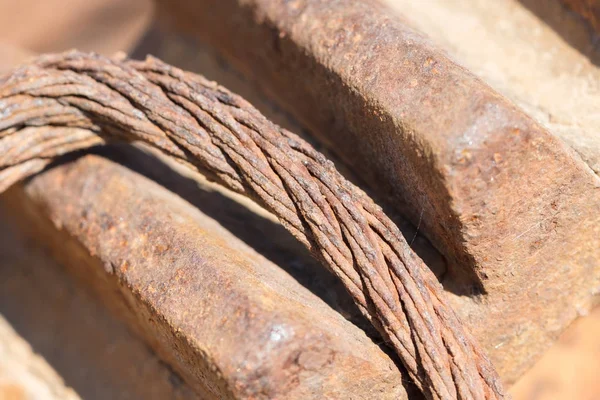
xmin=91 ymin=143 xmax=429 ymax=397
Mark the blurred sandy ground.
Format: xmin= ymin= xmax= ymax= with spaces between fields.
xmin=511 ymin=308 xmax=600 ymax=400
xmin=0 ymin=0 xmax=152 ymax=61
xmin=0 ymin=0 xmax=599 ymax=399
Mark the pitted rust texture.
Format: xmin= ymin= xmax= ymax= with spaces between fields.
xmin=559 ymin=0 xmax=600 ymax=32
xmin=11 ymin=154 xmax=410 ymax=400
xmin=0 ymin=52 xmax=505 ymax=398
xmin=155 ymin=0 xmax=600 ymax=381
xmin=0 ymin=199 xmax=198 ymax=400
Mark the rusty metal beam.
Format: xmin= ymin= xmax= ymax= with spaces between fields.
xmin=0 ymin=202 xmax=197 ymax=400
xmin=154 ymin=0 xmax=600 ymax=381
xmin=3 ymin=150 xmax=411 ymax=400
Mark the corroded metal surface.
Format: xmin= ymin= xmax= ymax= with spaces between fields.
xmin=0 ymin=198 xmax=198 ymax=400
xmin=7 ymin=153 xmax=410 ymax=399
xmin=155 ymin=0 xmax=600 ymax=381
xmin=382 ymin=0 xmax=600 ymax=175
xmin=0 ymin=52 xmax=504 ymax=398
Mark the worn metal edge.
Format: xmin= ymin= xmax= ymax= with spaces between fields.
xmin=4 ymin=153 xmax=412 ymax=399
xmin=0 ymin=202 xmax=199 ymax=400
xmin=154 ymin=0 xmax=600 ymax=381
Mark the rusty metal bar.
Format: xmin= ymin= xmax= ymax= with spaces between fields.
xmin=3 ymin=150 xmax=410 ymax=400
xmin=154 ymin=0 xmax=600 ymax=381
xmin=0 ymin=50 xmax=507 ymax=398
xmin=0 ymin=201 xmax=197 ymax=400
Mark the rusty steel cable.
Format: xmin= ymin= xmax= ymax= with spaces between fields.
xmin=0 ymin=51 xmax=506 ymax=400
